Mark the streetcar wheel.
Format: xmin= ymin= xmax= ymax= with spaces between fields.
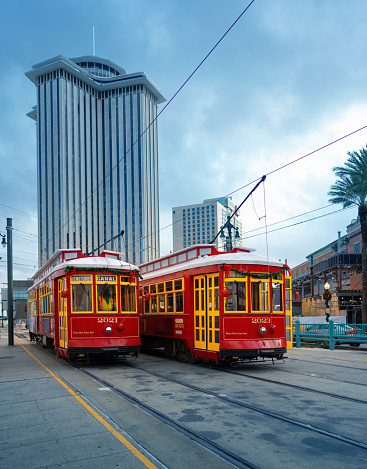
xmin=164 ymin=340 xmax=172 ymax=359
xmin=185 ymin=345 xmax=197 ymax=364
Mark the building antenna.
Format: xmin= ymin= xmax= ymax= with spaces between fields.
xmin=92 ymin=25 xmax=95 ymax=56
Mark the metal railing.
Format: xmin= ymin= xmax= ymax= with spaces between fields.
xmin=294 ymin=320 xmax=367 ymax=350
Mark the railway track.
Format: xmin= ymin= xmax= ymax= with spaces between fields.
xmin=16 ymin=336 xmax=367 ymax=467
xmin=75 ymin=360 xmax=367 ymax=454
xmin=74 ymin=364 xmax=260 ymax=469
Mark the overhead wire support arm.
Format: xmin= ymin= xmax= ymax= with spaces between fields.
xmin=210 ymin=175 xmax=266 ymax=245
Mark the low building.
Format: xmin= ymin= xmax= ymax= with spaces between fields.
xmin=290 ymin=218 xmax=362 ymax=322
xmin=1 ymin=280 xmax=34 ymax=322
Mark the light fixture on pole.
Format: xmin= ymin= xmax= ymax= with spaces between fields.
xmin=219 ymin=209 xmax=240 ymax=252
xmin=323 ymin=282 xmax=331 ymax=322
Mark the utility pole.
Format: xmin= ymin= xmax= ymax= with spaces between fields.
xmin=6 ymin=218 xmax=13 ymax=346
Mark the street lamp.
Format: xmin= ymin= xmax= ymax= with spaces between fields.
xmin=220 ymin=209 xmax=240 ymax=252
xmin=1 ymin=219 xmax=13 ymax=345
xmin=323 ymin=282 xmax=331 ymax=322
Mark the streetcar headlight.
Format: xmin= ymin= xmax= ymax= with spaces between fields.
xmin=259 ymin=326 xmax=267 ymax=335
xmin=104 ymin=325 xmax=113 ymax=335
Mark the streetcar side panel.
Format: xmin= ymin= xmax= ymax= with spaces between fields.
xmin=140 ymin=245 xmax=291 ymax=363
xmin=28 ymin=249 xmax=141 ymax=361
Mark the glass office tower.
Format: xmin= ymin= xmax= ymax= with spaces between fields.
xmin=26 ymin=55 xmax=165 ymax=267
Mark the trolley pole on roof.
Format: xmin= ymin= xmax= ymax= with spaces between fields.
xmin=211 ymin=175 xmax=266 ymax=247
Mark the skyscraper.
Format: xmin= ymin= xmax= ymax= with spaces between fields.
xmin=172 ymin=196 xmax=243 ymax=252
xmin=26 ymin=55 xmax=165 ymax=266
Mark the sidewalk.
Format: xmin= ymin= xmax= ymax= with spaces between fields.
xmin=0 ymin=329 xmax=159 ymax=469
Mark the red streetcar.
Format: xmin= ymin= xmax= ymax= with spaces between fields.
xmin=28 ymin=249 xmax=141 ymax=361
xmin=139 ymin=244 xmax=293 ymax=363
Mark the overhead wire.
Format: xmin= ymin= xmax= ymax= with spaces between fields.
xmin=244 ymin=206 xmax=354 ymax=240
xmin=3 ymin=0 xmax=367 ymax=265
xmin=41 ymin=0 xmax=258 ymax=254
xmin=139 ymin=124 xmax=367 ymax=255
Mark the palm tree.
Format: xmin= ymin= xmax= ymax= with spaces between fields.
xmin=328 ymin=146 xmax=367 ymax=324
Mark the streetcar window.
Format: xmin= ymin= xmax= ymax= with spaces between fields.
xmin=169 ymin=256 xmax=177 ymax=265
xmin=285 ymin=276 xmax=292 ymax=312
xmin=176 ymin=291 xmax=184 ymax=312
xmin=178 ymin=253 xmax=186 ymax=262
xmin=97 ymin=284 xmax=117 ymax=312
xmin=39 ymin=282 xmax=53 ymax=315
xmin=175 ymin=279 xmax=182 ymax=290
xmin=158 ymin=282 xmax=164 ymax=293
xmin=188 ymin=249 xmax=197 ymax=259
xmin=150 ymin=284 xmax=156 ymax=294
xmin=251 ymin=280 xmax=269 ymax=312
xmin=166 ymin=281 xmax=173 ymax=291
xmin=215 ymin=331 xmax=220 ymax=343
xmin=121 ymin=284 xmax=136 ymax=312
xmin=195 ymin=290 xmax=200 ymax=310
xmin=167 ymin=293 xmax=174 ymax=312
xmin=272 ymin=281 xmax=283 ymax=312
xmin=72 ymin=284 xmax=93 ymax=312
xmin=159 ymin=294 xmax=165 ymax=313
xmin=151 ymin=296 xmax=157 ymax=313
xmin=214 ymin=289 xmax=219 ymax=310
xmin=225 ymin=281 xmax=247 ymax=312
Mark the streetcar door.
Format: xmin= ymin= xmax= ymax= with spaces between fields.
xmin=194 ymin=274 xmax=220 ymax=351
xmin=58 ymin=277 xmax=68 ymax=349
xmin=207 ymin=274 xmax=220 ymax=352
xmin=194 ymin=275 xmax=206 ymax=349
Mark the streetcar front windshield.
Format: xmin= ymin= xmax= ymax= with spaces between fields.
xmin=97 ymin=284 xmax=117 ymax=312
xmin=72 ymin=284 xmax=93 ymax=312
xmin=225 ymin=281 xmax=247 ymax=312
xmin=272 ymin=280 xmax=283 ymax=312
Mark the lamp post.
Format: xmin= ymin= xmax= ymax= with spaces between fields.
xmin=0 ymin=235 xmax=6 ymax=329
xmin=323 ymin=282 xmax=331 ymax=322
xmin=220 ymin=209 xmax=240 ymax=252
xmin=1 ymin=219 xmax=13 ymax=345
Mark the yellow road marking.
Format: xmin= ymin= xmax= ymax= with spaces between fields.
xmin=15 ymin=338 xmax=159 ymax=469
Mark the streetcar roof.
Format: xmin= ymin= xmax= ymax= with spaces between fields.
xmin=140 ymin=245 xmax=285 ymax=280
xmin=30 ymin=249 xmax=138 ymax=287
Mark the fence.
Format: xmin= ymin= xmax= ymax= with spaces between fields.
xmin=294 ymin=320 xmax=367 ymax=350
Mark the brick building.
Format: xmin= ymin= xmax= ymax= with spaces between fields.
xmin=290 ymin=217 xmax=362 ymax=322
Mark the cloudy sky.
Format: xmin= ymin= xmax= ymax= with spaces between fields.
xmin=1 ymin=0 xmax=367 ymax=287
